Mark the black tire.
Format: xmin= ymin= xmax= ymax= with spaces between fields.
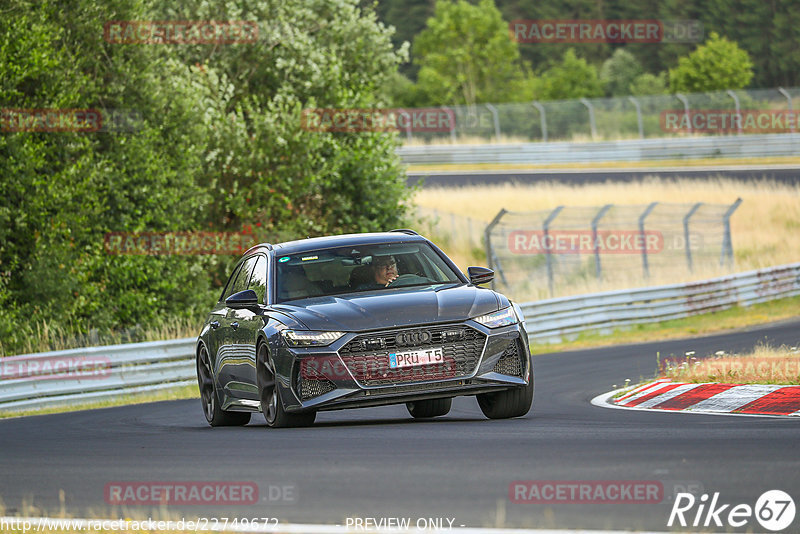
xmin=477 ymin=377 xmax=534 ymax=419
xmin=406 ymin=397 xmax=452 ymax=418
xmin=196 ymin=345 xmax=251 ymax=427
xmin=257 ymin=343 xmax=316 ymax=428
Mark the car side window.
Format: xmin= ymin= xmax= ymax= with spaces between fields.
xmin=220 ymin=262 xmax=245 ymax=302
xmin=247 ymin=255 xmax=267 ymax=304
xmin=228 ymin=255 xmax=259 ymax=298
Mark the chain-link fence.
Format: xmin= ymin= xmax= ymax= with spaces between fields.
xmin=485 ymin=201 xmax=742 ymax=300
xmin=402 ymin=87 xmax=800 ymax=144
xmin=416 ymin=207 xmax=484 ymax=258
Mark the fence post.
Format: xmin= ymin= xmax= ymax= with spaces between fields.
xmin=580 ymin=98 xmax=598 ymax=140
xmin=778 ymin=88 xmax=795 ymax=133
xmin=628 ymin=96 xmax=644 ymax=139
xmin=638 ymin=202 xmax=658 ymax=279
xmin=676 ymin=94 xmax=692 ymax=134
xmin=683 ymin=202 xmax=703 ymax=272
xmin=485 ymin=209 xmax=507 ymax=290
xmin=440 ymin=106 xmax=457 ymax=143
xmin=592 ymin=204 xmax=613 ymax=281
xmin=543 ymin=206 xmax=564 ymax=297
xmin=726 ymin=90 xmax=742 ymax=135
xmin=485 ymin=103 xmax=501 ymax=140
xmin=532 ymin=101 xmax=548 ymax=142
xmin=720 ymin=198 xmax=742 ymax=268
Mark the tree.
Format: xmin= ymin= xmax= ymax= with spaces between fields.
xmin=0 ymin=0 xmax=414 ymax=354
xmin=413 ymin=0 xmax=535 ymax=106
xmin=629 ymin=72 xmax=668 ymax=96
xmin=669 ymin=32 xmax=754 ymax=92
xmin=535 ymin=49 xmax=604 ymax=101
xmin=600 ymin=49 xmax=644 ymax=97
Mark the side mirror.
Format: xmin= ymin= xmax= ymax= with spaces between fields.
xmin=225 ymin=289 xmax=259 ymax=308
xmin=468 ymin=266 xmax=494 ymax=285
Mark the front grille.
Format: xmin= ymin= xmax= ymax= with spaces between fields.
xmin=339 ymin=325 xmax=486 ymax=387
xmin=298 ymin=377 xmax=336 ymax=400
xmin=493 ymin=341 xmax=523 ymax=377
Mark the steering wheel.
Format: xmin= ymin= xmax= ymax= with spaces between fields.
xmin=387 ymin=273 xmax=434 ymax=287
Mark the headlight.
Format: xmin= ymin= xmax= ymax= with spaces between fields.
xmin=281 ymin=330 xmax=345 ymax=347
xmin=473 ymin=307 xmax=518 ymax=328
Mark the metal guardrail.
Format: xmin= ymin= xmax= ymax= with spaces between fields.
xmin=0 ymin=338 xmax=196 ymax=412
xmin=520 ymin=263 xmax=800 ymax=344
xmin=1 ymin=263 xmax=798 ymax=411
xmin=397 ymin=133 xmax=800 ymax=165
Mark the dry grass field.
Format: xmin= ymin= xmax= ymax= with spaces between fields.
xmin=414 ymin=177 xmax=800 ymax=301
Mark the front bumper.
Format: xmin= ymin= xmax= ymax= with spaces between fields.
xmin=277 ymin=320 xmax=531 ymax=413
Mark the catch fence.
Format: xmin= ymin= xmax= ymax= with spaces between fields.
xmin=401 ymin=87 xmax=800 ymax=144
xmin=485 ymin=201 xmax=742 ymax=299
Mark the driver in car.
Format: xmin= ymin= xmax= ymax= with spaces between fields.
xmin=359 ymin=255 xmax=399 ymax=289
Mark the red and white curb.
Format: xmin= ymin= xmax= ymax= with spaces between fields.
xmin=593 ymin=379 xmax=800 ymax=417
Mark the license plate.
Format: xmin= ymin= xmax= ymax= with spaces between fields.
xmin=388 ymin=347 xmax=444 ymax=369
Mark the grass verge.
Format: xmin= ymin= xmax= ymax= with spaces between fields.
xmin=661 ymin=343 xmax=800 ymax=385
xmin=532 ymin=294 xmax=800 ymax=354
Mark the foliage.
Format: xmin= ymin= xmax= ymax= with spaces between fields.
xmin=600 ymin=49 xmax=644 ymax=97
xmin=375 ymin=0 xmax=800 ymax=89
xmin=0 ymin=0 xmax=412 ymax=355
xmin=412 ymin=0 xmax=535 ymax=106
xmin=629 ymin=72 xmax=668 ymax=96
xmin=535 ymin=49 xmax=604 ymax=101
xmin=669 ymin=32 xmax=754 ymax=93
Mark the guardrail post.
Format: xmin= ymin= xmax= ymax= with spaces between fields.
xmin=628 ymin=96 xmax=644 ymax=139
xmin=485 ymin=208 xmax=508 ymax=290
xmin=440 ymin=106 xmax=457 ymax=143
xmin=778 ymin=88 xmax=795 ymax=133
xmin=683 ymin=202 xmax=703 ymax=272
xmin=543 ymin=206 xmax=564 ymax=297
xmin=485 ymin=103 xmax=501 ymax=141
xmin=638 ymin=202 xmax=658 ymax=279
xmin=532 ymin=101 xmax=548 ymax=142
xmin=676 ymin=93 xmax=692 ymax=134
xmin=726 ymin=90 xmax=742 ymax=135
xmin=397 ymin=110 xmax=413 ymax=142
xmin=580 ymin=98 xmax=598 ymax=140
xmin=592 ymin=204 xmax=613 ymax=281
xmin=720 ymin=198 xmax=742 ymax=268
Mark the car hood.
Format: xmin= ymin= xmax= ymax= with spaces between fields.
xmin=272 ymin=284 xmax=502 ymax=332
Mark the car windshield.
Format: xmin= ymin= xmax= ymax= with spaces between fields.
xmin=275 ymin=242 xmax=463 ymax=302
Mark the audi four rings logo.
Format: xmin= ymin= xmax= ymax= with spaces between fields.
xmin=395 ymin=332 xmax=431 ymax=346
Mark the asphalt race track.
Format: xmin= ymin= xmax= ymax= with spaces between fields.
xmin=1 ymin=319 xmax=799 ymax=531
xmin=407 ymin=165 xmax=800 ymax=188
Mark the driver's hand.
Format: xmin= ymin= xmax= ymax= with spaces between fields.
xmin=384 ymin=273 xmax=398 ymax=286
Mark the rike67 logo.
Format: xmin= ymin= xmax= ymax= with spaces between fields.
xmin=669 ymin=490 xmax=795 ymax=531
